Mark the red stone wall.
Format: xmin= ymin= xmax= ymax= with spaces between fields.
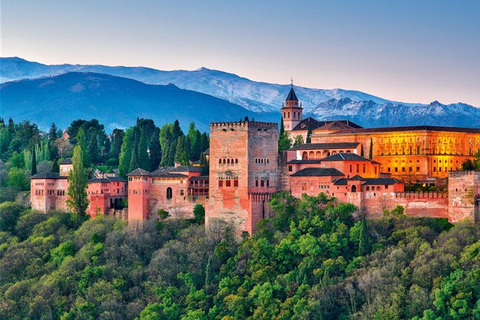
xmin=207 ymin=121 xmax=278 ymax=234
xmin=448 ymin=171 xmax=480 ymax=222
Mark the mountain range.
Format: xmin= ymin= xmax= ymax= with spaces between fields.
xmin=0 ymin=72 xmax=278 ymax=131
xmin=1 ymin=57 xmax=479 ymax=130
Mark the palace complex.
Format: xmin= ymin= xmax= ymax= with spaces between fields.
xmin=30 ymin=86 xmax=480 ymax=233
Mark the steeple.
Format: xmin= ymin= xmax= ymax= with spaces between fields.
xmin=281 ymin=79 xmax=303 ymax=131
xmin=286 ymin=79 xmax=298 ymax=102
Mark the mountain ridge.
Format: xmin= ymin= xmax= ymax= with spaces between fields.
xmin=0 ymin=71 xmax=279 ymax=132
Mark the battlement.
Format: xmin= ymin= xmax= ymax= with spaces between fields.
xmin=394 ymin=191 xmax=448 ymax=199
xmin=210 ymin=120 xmax=277 ymax=130
xmin=449 ymin=170 xmax=480 ymax=177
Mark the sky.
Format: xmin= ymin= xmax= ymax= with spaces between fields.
xmin=2 ymin=0 xmax=480 ymax=106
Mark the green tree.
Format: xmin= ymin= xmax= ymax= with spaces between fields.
xmin=66 ymin=145 xmax=90 ymax=217
xmin=293 ymin=135 xmax=304 ymax=147
xmin=278 ymin=119 xmax=291 ymax=151
xmin=175 ymin=136 xmax=189 ymax=165
xmin=138 ymin=128 xmax=151 ymax=171
xmin=31 ymin=146 xmax=37 ymax=176
xmin=193 ymin=204 xmax=205 ymax=224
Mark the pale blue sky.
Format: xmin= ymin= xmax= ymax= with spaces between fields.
xmin=2 ymin=0 xmax=480 ymax=106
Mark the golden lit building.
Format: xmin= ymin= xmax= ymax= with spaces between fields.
xmin=283 ymin=86 xmax=480 ymax=182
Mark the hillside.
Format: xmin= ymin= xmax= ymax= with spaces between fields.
xmin=0 ymin=72 xmax=279 ymax=131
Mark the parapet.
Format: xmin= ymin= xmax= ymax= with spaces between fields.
xmin=210 ymin=119 xmax=277 ymax=131
xmin=394 ymin=191 xmax=448 ymax=199
xmin=449 ymin=170 xmax=480 ymax=177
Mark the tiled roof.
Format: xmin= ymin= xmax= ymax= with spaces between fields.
xmin=30 ymin=172 xmax=67 ymax=179
xmin=292 ymin=119 xmax=362 ymax=131
xmin=170 ymin=166 xmax=202 ymax=173
xmin=189 ymin=175 xmax=209 ymax=180
xmin=363 ymin=178 xmax=403 ymax=185
xmin=321 ymin=153 xmax=372 ymax=162
xmin=127 ymin=168 xmax=150 ymax=176
xmin=286 ymin=159 xmax=322 ymax=164
xmin=285 ymin=86 xmax=298 ymax=101
xmin=333 ymin=177 xmax=402 ymax=186
xmin=291 ymin=167 xmax=345 ymax=177
xmin=289 ymin=142 xmax=359 ymax=151
xmin=60 ymin=158 xmax=72 ymax=164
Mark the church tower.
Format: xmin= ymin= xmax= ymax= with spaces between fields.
xmin=281 ymin=81 xmax=303 ymax=131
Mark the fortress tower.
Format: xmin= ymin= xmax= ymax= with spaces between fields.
xmin=207 ymin=119 xmax=279 ymax=234
xmin=281 ymin=82 xmax=303 ymax=131
xmin=127 ymin=168 xmax=151 ymax=221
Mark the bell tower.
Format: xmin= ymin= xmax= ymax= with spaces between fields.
xmin=281 ymin=80 xmax=302 ymax=132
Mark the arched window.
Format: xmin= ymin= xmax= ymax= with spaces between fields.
xmin=351 ymin=185 xmax=357 ymax=193
xmin=302 ymin=152 xmax=308 ymax=160
xmin=366 ymin=186 xmax=370 ymax=191
xmin=166 ymin=187 xmax=172 ymax=199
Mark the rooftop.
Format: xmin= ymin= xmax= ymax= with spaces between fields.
xmin=291 ymin=167 xmax=345 ymax=177
xmin=30 ymin=172 xmax=67 ymax=180
xmin=321 ymin=153 xmax=373 ymax=162
xmin=332 ymin=125 xmax=480 ymax=135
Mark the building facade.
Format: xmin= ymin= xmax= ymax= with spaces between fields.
xmin=206 ymin=119 xmax=278 ymax=234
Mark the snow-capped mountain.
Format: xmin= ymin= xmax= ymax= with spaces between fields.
xmin=0 ymin=57 xmax=396 ymax=112
xmin=311 ymin=98 xmax=480 ymax=128
xmin=1 ymin=57 xmax=479 ymax=129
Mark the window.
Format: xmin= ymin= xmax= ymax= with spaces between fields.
xmin=166 ymin=187 xmax=173 ymax=199
xmin=234 ymin=179 xmax=238 ymax=187
xmin=417 ymin=167 xmax=420 ymax=172
xmin=261 ymin=180 xmax=265 ymax=187
xmin=180 ymin=190 xmax=184 ymax=195
xmin=288 ymin=166 xmax=293 ymax=172
xmin=219 ymin=180 xmax=223 ymax=187
xmin=351 ymin=185 xmax=357 ymax=192
xmin=302 ymin=183 xmax=307 ymax=190
xmin=226 ymin=180 xmax=231 ymax=187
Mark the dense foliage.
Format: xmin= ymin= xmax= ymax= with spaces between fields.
xmin=2 ymin=193 xmax=480 ymax=319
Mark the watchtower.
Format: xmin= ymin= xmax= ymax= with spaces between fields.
xmin=207 ymin=119 xmax=278 ymax=234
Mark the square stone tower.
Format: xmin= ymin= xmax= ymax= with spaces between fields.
xmin=448 ymin=171 xmax=480 ymax=222
xmin=207 ymin=119 xmax=279 ymax=234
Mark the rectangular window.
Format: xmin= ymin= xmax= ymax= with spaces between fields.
xmin=255 ymin=179 xmax=258 ymax=187
xmin=226 ymin=180 xmax=231 ymax=187
xmin=356 ymin=164 xmax=359 ymax=172
xmin=261 ymin=180 xmax=265 ymax=187
xmin=387 ymin=167 xmax=391 ymax=173
xmin=417 ymin=167 xmax=420 ymax=172
xmin=218 ymin=180 xmax=223 ymax=187
xmin=402 ymin=167 xmax=405 ymax=172
xmin=266 ymin=180 xmax=270 ymax=187
xmin=395 ymin=167 xmax=398 ymax=172
xmin=288 ymin=166 xmax=292 ymax=172
xmin=234 ymin=179 xmax=238 ymax=187
xmin=180 ymin=190 xmax=184 ymax=195
xmin=302 ymin=183 xmax=307 ymax=190
xmin=385 ymin=185 xmax=389 ymax=189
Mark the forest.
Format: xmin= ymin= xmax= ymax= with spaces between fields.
xmin=0 ymin=117 xmax=209 ymax=205
xmin=2 ymin=193 xmax=480 ymax=319
xmin=2 ymin=117 xmax=480 ymax=319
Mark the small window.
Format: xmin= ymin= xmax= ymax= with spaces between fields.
xmin=226 ymin=180 xmax=231 ymax=187
xmin=234 ymin=179 xmax=238 ymax=187
xmin=288 ymin=166 xmax=293 ymax=172
xmin=166 ymin=187 xmax=173 ymax=199
xmin=219 ymin=180 xmax=223 ymax=187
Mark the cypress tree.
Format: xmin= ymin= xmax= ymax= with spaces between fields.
xmin=66 ymin=145 xmax=89 ymax=217
xmin=31 ymin=146 xmax=37 ymax=175
xmin=174 ymin=136 xmax=189 ymax=165
xmin=306 ymin=122 xmax=312 ymax=143
xmin=369 ymin=138 xmax=373 ymax=159
xmin=278 ymin=119 xmax=292 ymax=151
xmin=138 ymin=128 xmax=150 ymax=171
xmin=149 ymin=128 xmax=162 ymax=171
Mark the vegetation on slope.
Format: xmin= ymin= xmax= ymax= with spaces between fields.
xmin=2 ymin=193 xmax=480 ymax=319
